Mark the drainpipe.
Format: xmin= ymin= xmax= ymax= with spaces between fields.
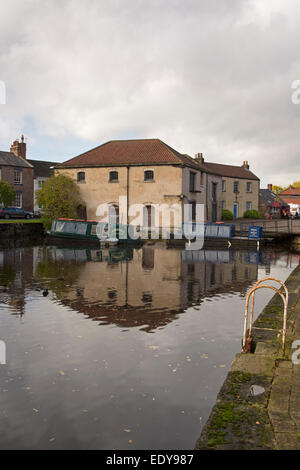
xmin=127 ymin=166 xmax=130 ymax=238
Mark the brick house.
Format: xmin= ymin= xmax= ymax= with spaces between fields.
xmin=0 ymin=136 xmax=34 ymax=211
xmin=259 ymin=185 xmax=289 ymax=219
xmin=279 ymin=186 xmax=300 ymax=216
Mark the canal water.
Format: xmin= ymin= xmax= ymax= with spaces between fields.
xmin=0 ymin=243 xmax=299 ymax=450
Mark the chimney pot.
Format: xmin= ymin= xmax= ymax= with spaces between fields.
xmin=10 ymin=135 xmax=27 ymax=160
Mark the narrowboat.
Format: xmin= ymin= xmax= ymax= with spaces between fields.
xmin=48 ymin=219 xmax=126 ymax=245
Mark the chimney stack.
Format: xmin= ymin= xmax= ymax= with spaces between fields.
xmin=195 ymin=153 xmax=204 ymax=164
xmin=10 ymin=135 xmax=26 ymax=160
xmin=268 ymin=184 xmax=273 ymax=191
xmin=242 ymin=160 xmax=250 ymax=170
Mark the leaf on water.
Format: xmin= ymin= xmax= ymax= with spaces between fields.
xmin=124 ymin=429 xmax=131 ymax=433
xmin=219 ymin=365 xmax=226 ymax=368
xmin=33 ymin=408 xmax=39 ymax=413
xmin=58 ymin=371 xmax=65 ymax=376
xmin=149 ymin=346 xmax=159 ymax=350
xmin=49 ymin=438 xmax=55 ymax=443
xmin=201 ymin=354 xmax=208 ymax=359
xmin=129 ymin=440 xmax=133 ymax=444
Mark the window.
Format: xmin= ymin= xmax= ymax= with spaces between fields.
xmin=191 ymin=200 xmax=196 ymax=221
xmin=77 ymin=172 xmax=85 ymax=183
xmin=15 ymin=192 xmax=22 ymax=208
xmin=247 ymin=182 xmax=252 ymax=193
xmin=221 ymin=201 xmax=225 ymax=210
xmin=144 ymin=170 xmax=154 ymax=182
xmin=189 ymin=172 xmax=196 ymax=192
xmin=212 ymin=182 xmax=217 ymax=202
xmin=14 ymin=169 xmax=22 ymax=185
xmin=38 ymin=180 xmax=45 ymax=189
xmin=108 ymin=205 xmax=119 ymax=225
xmin=246 ymin=201 xmax=252 ymax=211
xmin=109 ymin=171 xmax=119 ymax=182
xmin=0 ymin=168 xmax=2 ymax=180
xmin=233 ymin=181 xmax=239 ymax=193
xmin=222 ymin=180 xmax=226 ymax=192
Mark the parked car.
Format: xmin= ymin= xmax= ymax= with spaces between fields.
xmin=0 ymin=207 xmax=34 ymax=219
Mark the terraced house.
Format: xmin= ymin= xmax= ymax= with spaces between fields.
xmin=0 ymin=136 xmax=34 ymax=211
xmin=198 ymin=157 xmax=260 ymax=219
xmin=56 ymin=138 xmax=223 ymax=229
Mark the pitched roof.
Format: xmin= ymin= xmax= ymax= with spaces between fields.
xmin=280 ymin=186 xmax=300 ymax=196
xmin=0 ymin=151 xmax=33 ymax=169
xmin=259 ymin=189 xmax=288 ymax=207
xmin=280 ymin=196 xmax=300 ymax=205
xmin=57 ymin=139 xmax=208 ymax=171
xmin=28 ymin=160 xmax=58 ymax=178
xmin=200 ymin=162 xmax=259 ymax=180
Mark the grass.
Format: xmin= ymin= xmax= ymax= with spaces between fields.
xmin=0 ymin=219 xmax=42 ymax=224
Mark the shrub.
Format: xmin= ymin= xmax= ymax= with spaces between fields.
xmin=222 ymin=209 xmax=234 ymax=221
xmin=36 ymin=174 xmax=85 ymax=230
xmin=243 ymin=210 xmax=261 ymax=219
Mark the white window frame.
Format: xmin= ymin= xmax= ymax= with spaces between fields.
xmin=15 ymin=192 xmax=22 ymax=209
xmin=14 ymin=169 xmax=22 ymax=185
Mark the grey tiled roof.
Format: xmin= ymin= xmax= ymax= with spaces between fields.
xmin=259 ymin=189 xmax=288 ymax=207
xmin=0 ymin=151 xmax=33 ymax=168
xmin=28 ymin=160 xmax=58 ymax=178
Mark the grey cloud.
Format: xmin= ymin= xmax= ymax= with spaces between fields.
xmin=0 ymin=0 xmax=299 ymax=186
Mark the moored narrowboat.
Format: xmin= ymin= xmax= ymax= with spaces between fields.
xmin=48 ymin=219 xmax=123 ymax=245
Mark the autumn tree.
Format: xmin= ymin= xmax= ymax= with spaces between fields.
xmin=272 ymin=185 xmax=284 ymax=195
xmin=36 ymin=174 xmax=85 ymax=229
xmin=0 ymin=180 xmax=16 ymax=207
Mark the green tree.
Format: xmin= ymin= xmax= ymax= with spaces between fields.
xmin=0 ymin=180 xmax=16 ymax=207
xmin=292 ymin=181 xmax=300 ymax=188
xmin=36 ymin=174 xmax=85 ymax=229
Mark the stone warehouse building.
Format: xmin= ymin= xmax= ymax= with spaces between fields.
xmin=0 ymin=136 xmax=34 ymax=211
xmin=56 ymin=138 xmax=223 ymax=229
xmin=198 ymin=157 xmax=260 ymax=219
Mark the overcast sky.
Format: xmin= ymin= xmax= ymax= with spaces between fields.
xmin=0 ymin=0 xmax=300 ymax=187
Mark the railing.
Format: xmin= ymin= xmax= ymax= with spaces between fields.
xmin=234 ymin=219 xmax=300 ymax=237
xmin=242 ymin=277 xmax=288 ymax=355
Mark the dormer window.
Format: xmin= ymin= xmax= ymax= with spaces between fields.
xmin=109 ymin=171 xmax=119 ymax=182
xmin=144 ymin=170 xmax=154 ymax=182
xmin=77 ymin=172 xmax=85 ymax=183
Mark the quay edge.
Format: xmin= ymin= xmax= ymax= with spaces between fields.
xmin=195 ymin=263 xmax=300 ymax=450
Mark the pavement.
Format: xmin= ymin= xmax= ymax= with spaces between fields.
xmin=195 ymin=264 xmax=300 ymax=450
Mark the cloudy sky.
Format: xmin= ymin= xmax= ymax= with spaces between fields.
xmin=0 ymin=0 xmax=300 ymax=186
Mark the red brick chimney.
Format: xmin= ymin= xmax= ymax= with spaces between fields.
xmin=10 ymin=135 xmax=26 ymax=160
xmin=242 ymin=161 xmax=250 ymax=170
xmin=268 ymin=184 xmax=273 ymax=191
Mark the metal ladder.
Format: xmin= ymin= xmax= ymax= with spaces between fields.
xmin=242 ymin=277 xmax=288 ymax=355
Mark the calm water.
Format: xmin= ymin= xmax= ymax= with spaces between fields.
xmin=0 ymin=243 xmax=299 ymax=450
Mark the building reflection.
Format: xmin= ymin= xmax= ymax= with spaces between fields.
xmin=1 ymin=244 xmax=299 ymax=327
xmin=0 ymin=248 xmax=34 ymax=316
xmin=33 ymin=244 xmax=267 ymax=332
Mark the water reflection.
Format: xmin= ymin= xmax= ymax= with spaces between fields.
xmin=0 ymin=244 xmax=299 ymax=450
xmin=1 ymin=244 xmax=299 ymax=329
